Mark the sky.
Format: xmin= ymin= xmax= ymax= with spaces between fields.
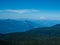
xmin=0 ymin=0 xmax=60 ymax=20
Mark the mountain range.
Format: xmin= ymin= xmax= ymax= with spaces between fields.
xmin=0 ymin=23 xmax=60 ymax=45
xmin=0 ymin=19 xmax=60 ymax=33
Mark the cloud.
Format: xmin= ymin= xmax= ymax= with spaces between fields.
xmin=0 ymin=9 xmax=41 ymax=20
xmin=1 ymin=9 xmax=60 ymax=20
xmin=1 ymin=9 xmax=40 ymax=14
xmin=40 ymin=16 xmax=46 ymax=20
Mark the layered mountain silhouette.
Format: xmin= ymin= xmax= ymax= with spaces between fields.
xmin=0 ymin=19 xmax=35 ymax=33
xmin=0 ymin=19 xmax=60 ymax=33
xmin=0 ymin=24 xmax=60 ymax=45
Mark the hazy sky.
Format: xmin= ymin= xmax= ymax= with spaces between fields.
xmin=0 ymin=0 xmax=60 ymax=20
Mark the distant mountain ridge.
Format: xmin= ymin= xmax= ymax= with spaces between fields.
xmin=0 ymin=24 xmax=60 ymax=45
xmin=0 ymin=19 xmax=60 ymax=33
xmin=0 ymin=19 xmax=35 ymax=33
xmin=1 ymin=24 xmax=60 ymax=38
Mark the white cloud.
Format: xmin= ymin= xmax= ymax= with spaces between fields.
xmin=2 ymin=9 xmax=40 ymax=14
xmin=0 ymin=9 xmax=41 ymax=20
xmin=1 ymin=9 xmax=60 ymax=20
xmin=40 ymin=16 xmax=46 ymax=20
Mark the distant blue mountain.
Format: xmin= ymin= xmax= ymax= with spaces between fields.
xmin=0 ymin=19 xmax=34 ymax=33
xmin=1 ymin=24 xmax=60 ymax=45
xmin=30 ymin=20 xmax=60 ymax=27
xmin=0 ymin=19 xmax=60 ymax=33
